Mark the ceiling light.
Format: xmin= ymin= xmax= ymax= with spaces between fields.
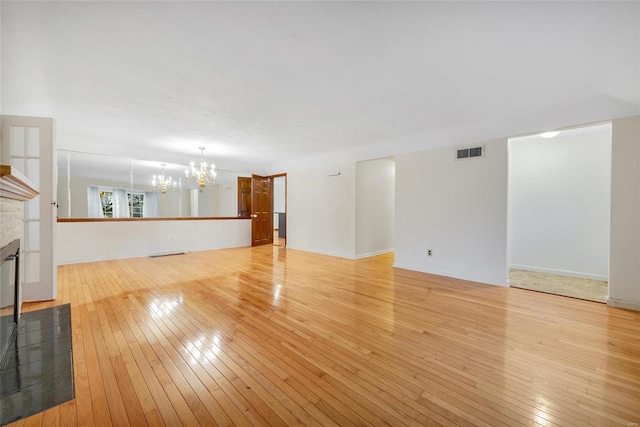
xmin=152 ymin=163 xmax=177 ymax=193
xmin=185 ymin=147 xmax=216 ymax=188
xmin=540 ymin=131 xmax=560 ymax=138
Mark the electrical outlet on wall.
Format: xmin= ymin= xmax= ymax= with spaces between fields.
xmin=427 ymin=249 xmax=432 ymax=256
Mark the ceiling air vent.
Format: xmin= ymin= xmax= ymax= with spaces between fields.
xmin=456 ymin=146 xmax=484 ymax=160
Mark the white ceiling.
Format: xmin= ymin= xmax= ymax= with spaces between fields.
xmin=2 ymin=1 xmax=639 ymax=174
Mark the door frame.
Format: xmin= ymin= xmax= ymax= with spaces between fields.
xmin=505 ymin=123 xmax=611 ymax=300
xmin=270 ymin=173 xmax=287 ymax=247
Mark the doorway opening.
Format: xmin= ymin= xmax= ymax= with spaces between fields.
xmin=507 ymin=122 xmax=611 ymax=302
xmin=355 ymin=157 xmax=395 ymax=259
xmin=273 ymin=175 xmax=286 ymax=247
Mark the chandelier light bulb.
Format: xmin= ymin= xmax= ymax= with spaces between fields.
xmin=152 ymin=163 xmax=176 ymax=194
xmin=185 ymin=147 xmax=217 ymax=188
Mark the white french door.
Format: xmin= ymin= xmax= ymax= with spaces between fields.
xmin=1 ymin=115 xmax=56 ymax=301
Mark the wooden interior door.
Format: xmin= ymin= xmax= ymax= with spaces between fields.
xmin=251 ymin=174 xmax=272 ymax=246
xmin=237 ymin=177 xmax=251 ymax=217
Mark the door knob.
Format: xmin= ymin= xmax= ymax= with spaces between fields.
xmin=251 ymin=214 xmax=258 ymax=218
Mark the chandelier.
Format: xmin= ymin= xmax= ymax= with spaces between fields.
xmin=185 ymin=147 xmax=216 ymax=187
xmin=152 ymin=163 xmax=177 ymax=193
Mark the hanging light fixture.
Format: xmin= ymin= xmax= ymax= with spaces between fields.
xmin=152 ymin=163 xmax=177 ymax=193
xmin=185 ymin=146 xmax=216 ymax=188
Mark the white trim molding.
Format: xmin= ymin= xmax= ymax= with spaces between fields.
xmin=606 ymin=298 xmax=640 ymax=312
xmin=355 ymin=248 xmax=394 ymax=260
xmin=509 ymin=264 xmax=608 ymax=282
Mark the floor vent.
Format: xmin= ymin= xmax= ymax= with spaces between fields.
xmin=456 ymin=146 xmax=484 ymax=160
xmin=150 ymin=252 xmax=185 ymax=258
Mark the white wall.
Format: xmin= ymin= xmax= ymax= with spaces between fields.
xmin=57 ymin=219 xmax=251 ymax=264
xmin=197 ymin=185 xmax=218 ymax=217
xmin=273 ymin=177 xmax=285 ymax=228
xmin=508 ymin=126 xmax=611 ymax=280
xmin=608 ymin=115 xmax=640 ymax=310
xmin=274 ymin=178 xmax=285 ymax=212
xmin=355 ymin=158 xmax=395 ymax=258
xmin=394 ymin=139 xmax=508 ymax=286
xmin=56 ymin=176 xmax=69 ymax=217
xmin=156 ymin=188 xmax=190 ymax=217
xmin=218 ymin=180 xmax=239 ymax=217
xmin=287 ymin=163 xmax=356 ymax=258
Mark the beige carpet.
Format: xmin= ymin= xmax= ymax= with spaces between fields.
xmin=509 ymin=269 xmax=607 ymax=303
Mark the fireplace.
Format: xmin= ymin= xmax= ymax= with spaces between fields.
xmin=0 ymin=164 xmax=39 ymax=370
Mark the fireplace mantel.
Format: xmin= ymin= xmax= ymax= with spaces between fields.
xmin=0 ymin=165 xmax=39 ymax=201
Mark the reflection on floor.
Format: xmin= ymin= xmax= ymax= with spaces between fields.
xmin=510 ymin=269 xmax=607 ymax=303
xmin=274 ymin=230 xmax=285 ymax=247
xmin=0 ymin=304 xmax=74 ymax=426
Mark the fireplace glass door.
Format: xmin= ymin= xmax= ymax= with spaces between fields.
xmin=0 ymin=239 xmax=19 ymax=367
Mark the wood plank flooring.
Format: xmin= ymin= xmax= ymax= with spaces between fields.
xmin=8 ymin=246 xmax=640 ymax=426
xmin=509 ymin=269 xmax=608 ymax=303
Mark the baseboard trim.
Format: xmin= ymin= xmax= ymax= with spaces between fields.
xmin=606 ymin=298 xmax=640 ymax=312
xmin=509 ymin=264 xmax=607 ymax=281
xmin=21 ymin=285 xmax=54 ymax=302
xmin=284 ymin=247 xmax=394 ymax=260
xmin=355 ymin=249 xmax=394 ymax=260
xmin=285 ymin=245 xmax=356 ymax=260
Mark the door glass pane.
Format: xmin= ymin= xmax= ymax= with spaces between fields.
xmin=27 ymin=159 xmax=40 ymax=188
xmin=26 ymin=252 xmax=40 ymax=283
xmin=10 ymin=126 xmax=25 ymax=156
xmin=12 ymin=158 xmax=25 ymax=174
xmin=28 ymin=196 xmax=40 ymax=220
xmin=27 ymin=127 xmax=40 ymax=157
xmin=28 ymin=222 xmax=40 ymax=251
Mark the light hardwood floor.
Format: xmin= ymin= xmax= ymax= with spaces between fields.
xmin=273 ymin=230 xmax=285 ymax=247
xmin=509 ymin=270 xmax=608 ymax=303
xmin=9 ymin=246 xmax=640 ymax=426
